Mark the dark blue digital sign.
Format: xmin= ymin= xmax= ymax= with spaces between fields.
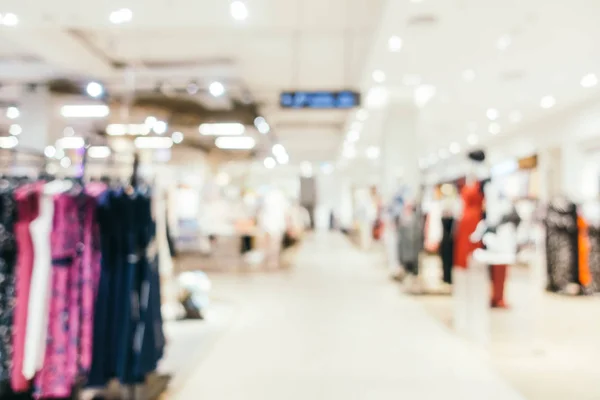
xmin=280 ymin=91 xmax=360 ymax=109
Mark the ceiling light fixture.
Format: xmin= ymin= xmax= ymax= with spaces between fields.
xmin=199 ymin=122 xmax=245 ymax=136
xmin=61 ymin=105 xmax=110 ymax=118
xmin=388 ymin=36 xmax=403 ymax=52
xmin=366 ymin=87 xmax=389 ymax=108
xmin=366 ymin=146 xmax=380 ymax=160
xmin=215 ymin=136 xmax=255 ymax=150
xmin=509 ymin=110 xmax=523 ymax=123
xmin=489 ymin=122 xmax=501 ymax=135
xmin=0 ymin=136 xmax=17 ymax=149
xmin=414 ymin=84 xmax=437 ymax=108
xmin=496 ymin=34 xmax=512 ymax=50
xmin=152 ymin=120 xmax=168 ymax=135
xmin=486 ymin=108 xmax=499 ymax=120
xmin=172 ymin=131 xmax=184 ymax=144
xmin=254 ymin=117 xmax=270 ymax=134
xmin=462 ymin=69 xmax=476 ymax=82
xmin=449 ymin=142 xmax=461 ymax=154
xmin=264 ymin=157 xmax=276 ymax=169
xmin=134 ymin=136 xmax=174 ymax=149
xmin=209 ymin=81 xmax=226 ymax=97
xmin=186 ymin=82 xmax=199 ymax=95
xmin=272 ymin=144 xmax=286 ymax=156
xmin=540 ymin=95 xmax=556 ymax=109
xmin=372 ymin=69 xmax=386 ymax=83
xmin=144 ymin=116 xmax=157 ymax=128
xmin=0 ymin=13 xmax=19 ymax=26
xmin=581 ymin=73 xmax=598 ymax=88
xmin=347 ymin=130 xmax=360 ymax=142
xmin=467 ymin=134 xmax=479 ymax=146
xmin=106 ymin=124 xmax=151 ymax=136
xmin=109 ymin=8 xmax=133 ymax=24
xmin=230 ymin=0 xmax=249 ymax=21
xmin=9 ymin=124 xmax=22 ymax=136
xmin=5 ymin=106 xmax=19 ymax=119
xmin=86 ymin=82 xmax=104 ymax=98
xmin=88 ymin=146 xmax=112 ymax=159
xmin=57 ymin=136 xmax=85 ymax=149
xmin=60 ymin=157 xmax=71 ymax=168
xmin=44 ymin=146 xmax=56 ymax=158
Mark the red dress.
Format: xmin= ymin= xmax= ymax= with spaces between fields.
xmin=453 ymin=182 xmax=484 ymax=269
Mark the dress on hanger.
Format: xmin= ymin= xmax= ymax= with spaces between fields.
xmin=11 ymin=185 xmax=39 ymax=392
xmin=454 ymin=181 xmax=484 ymax=269
xmin=440 ymin=216 xmax=454 ymax=283
xmin=22 ymin=190 xmax=55 ymax=381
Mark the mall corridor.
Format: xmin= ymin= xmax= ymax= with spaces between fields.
xmin=172 ymin=233 xmax=526 ymax=400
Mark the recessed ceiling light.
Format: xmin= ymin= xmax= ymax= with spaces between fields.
xmin=88 ymin=146 xmax=112 ymax=159
xmin=388 ymin=36 xmax=403 ymax=52
xmin=209 ymin=81 xmax=225 ymax=97
xmin=414 ymin=84 xmax=436 ymax=108
xmin=347 ymin=130 xmax=360 ymax=142
xmin=199 ymin=123 xmax=245 ymax=136
xmin=372 ymin=69 xmax=386 ymax=83
xmin=172 ymin=131 xmax=184 ymax=144
xmin=44 ymin=146 xmax=56 ymax=158
xmin=152 ymin=120 xmax=168 ymax=134
xmin=1 ymin=13 xmax=19 ymax=26
xmin=540 ymin=95 xmax=556 ymax=109
xmin=496 ymin=34 xmax=512 ymax=50
xmin=134 ymin=137 xmax=174 ymax=149
xmin=486 ymin=108 xmax=499 ymax=121
xmin=9 ymin=124 xmax=22 ymax=136
xmin=449 ymin=142 xmax=461 ymax=154
xmin=60 ymin=105 xmax=109 ymax=118
xmin=489 ymin=122 xmax=501 ymax=135
xmin=60 ymin=157 xmax=72 ymax=168
xmin=462 ymin=69 xmax=476 ymax=82
xmin=264 ymin=157 xmax=276 ymax=169
xmin=215 ymin=136 xmax=255 ymax=150
xmin=5 ymin=106 xmax=19 ymax=119
xmin=467 ymin=134 xmax=479 ymax=145
xmin=254 ymin=116 xmax=270 ymax=134
xmin=581 ymin=73 xmax=598 ymax=88
xmin=230 ymin=1 xmax=249 ymax=21
xmin=109 ymin=8 xmax=133 ymax=24
xmin=365 ymin=87 xmax=389 ymax=108
xmin=509 ymin=110 xmax=523 ymax=123
xmin=86 ymin=82 xmax=104 ymax=98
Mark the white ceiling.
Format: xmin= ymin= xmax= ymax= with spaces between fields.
xmin=345 ymin=0 xmax=600 ymax=168
xmin=1 ymin=0 xmax=600 ymax=169
xmin=0 ymin=0 xmax=384 ymax=163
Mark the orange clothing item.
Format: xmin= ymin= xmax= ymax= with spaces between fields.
xmin=454 ymin=182 xmax=484 ymax=269
xmin=578 ymin=216 xmax=592 ymax=287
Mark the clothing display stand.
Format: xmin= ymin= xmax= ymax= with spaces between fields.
xmin=453 ymin=255 xmax=490 ymax=347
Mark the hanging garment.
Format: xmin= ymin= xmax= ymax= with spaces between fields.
xmin=11 ymin=186 xmax=39 ymax=392
xmin=577 ymin=216 xmax=592 ymax=288
xmin=454 ymin=181 xmax=484 ymax=269
xmin=397 ymin=211 xmax=423 ymax=274
xmin=23 ymin=191 xmax=55 ymax=381
xmin=35 ymin=191 xmax=100 ymax=398
xmin=587 ymin=225 xmax=600 ymax=292
xmin=0 ymin=189 xmax=17 ymax=396
xmin=440 ymin=216 xmax=454 ymax=284
xmin=545 ymin=199 xmax=579 ymax=292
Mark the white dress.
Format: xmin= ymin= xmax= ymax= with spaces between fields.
xmin=22 ymin=191 xmax=54 ymax=378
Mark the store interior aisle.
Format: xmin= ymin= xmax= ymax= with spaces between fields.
xmin=172 ymin=233 xmax=526 ymax=400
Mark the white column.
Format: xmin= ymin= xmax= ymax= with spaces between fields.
xmin=19 ymin=85 xmax=52 ymax=153
xmin=560 ymin=142 xmax=585 ymax=201
xmin=380 ymin=102 xmax=420 ymax=203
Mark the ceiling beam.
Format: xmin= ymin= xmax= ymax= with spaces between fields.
xmin=0 ymin=29 xmax=114 ymax=79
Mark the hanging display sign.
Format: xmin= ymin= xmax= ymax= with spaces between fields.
xmin=518 ymin=154 xmax=538 ymax=170
xmin=280 ymin=91 xmax=360 ymax=109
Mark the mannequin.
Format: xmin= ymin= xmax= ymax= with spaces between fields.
xmin=453 ymin=150 xmax=486 ymax=269
xmin=471 ymin=175 xmax=520 ymax=308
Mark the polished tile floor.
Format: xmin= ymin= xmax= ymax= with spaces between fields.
xmin=171 ymin=233 xmax=525 ymax=400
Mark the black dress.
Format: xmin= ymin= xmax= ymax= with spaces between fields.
xmin=440 ymin=216 xmax=454 ymax=284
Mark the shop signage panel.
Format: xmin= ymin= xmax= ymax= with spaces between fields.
xmin=280 ymin=91 xmax=361 ymax=109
